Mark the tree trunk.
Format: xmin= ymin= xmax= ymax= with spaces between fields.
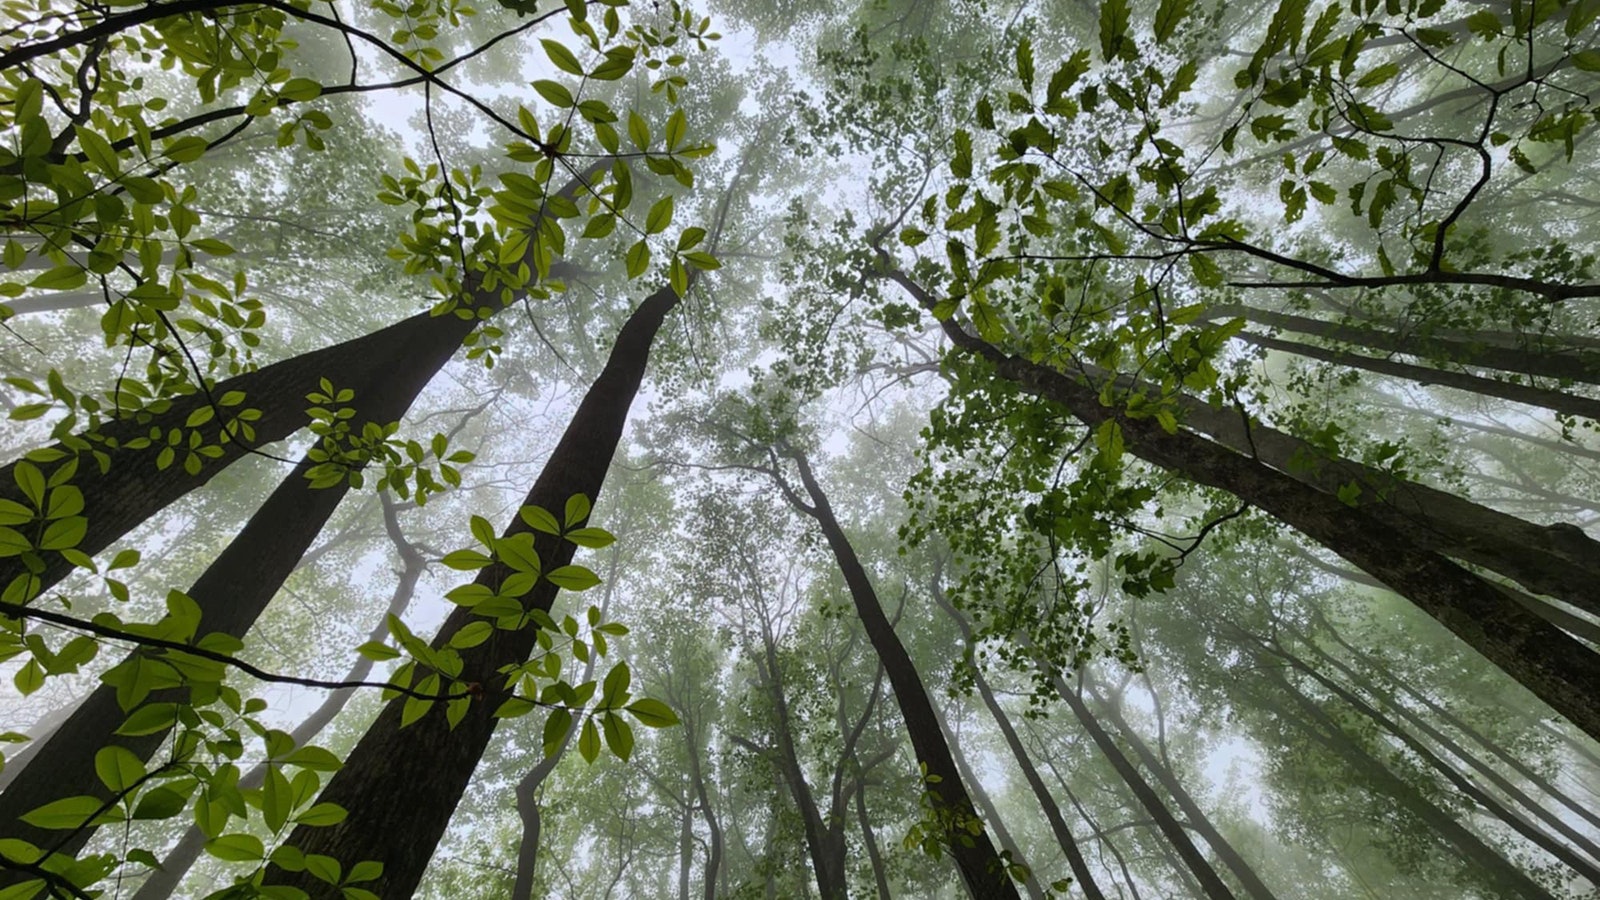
xmin=1148 ymin=371 xmax=1600 ymax=615
xmin=0 ymin=165 xmax=599 ymax=606
xmin=1255 ymin=666 xmax=1557 ymax=900
xmin=777 ymin=447 xmax=1022 ymax=900
xmin=0 ymin=340 xmax=454 ymax=867
xmin=509 ymin=545 xmax=619 ymax=900
xmin=745 ymin=620 xmax=849 ymax=899
xmin=1086 ymin=681 xmax=1279 ymax=900
xmin=884 ymin=266 xmax=1600 ymax=742
xmin=1315 ymin=615 xmax=1600 ymax=834
xmin=1281 ymin=627 xmax=1600 ymax=877
xmin=931 ymin=586 xmax=1106 ymax=900
xmin=1052 ymin=676 xmax=1239 ymax=900
xmin=1203 ymin=303 xmax=1600 ymax=386
xmin=1235 ymin=329 xmax=1600 ymax=422
xmin=264 ymin=283 xmax=682 ymax=898
xmin=127 ymin=496 xmax=427 ymax=899
xmin=854 ymin=776 xmax=892 ymax=900
xmin=931 ymin=696 xmax=1046 ymax=900
xmin=0 ymin=308 xmax=473 ymax=606
xmin=1294 ymin=550 xmax=1600 ymax=649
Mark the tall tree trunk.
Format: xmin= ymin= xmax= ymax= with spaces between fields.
xmin=0 ymin=165 xmax=600 ymax=605
xmin=1085 ymin=679 xmax=1279 ymax=900
xmin=128 ymin=496 xmax=427 ymax=900
xmin=1202 ymin=304 xmax=1600 ymax=386
xmin=0 ymin=164 xmax=601 ymax=605
xmin=1147 ymin=371 xmax=1600 ymax=614
xmin=688 ymin=735 xmax=724 ymax=900
xmin=882 ymin=266 xmax=1600 ymax=742
xmin=1278 ymin=626 xmax=1600 ymax=877
xmin=741 ymin=619 xmax=849 ymax=899
xmin=1314 ymin=614 xmax=1600 ymax=834
xmin=507 ymin=546 xmax=622 ymax=900
xmin=0 ymin=336 xmax=458 ymax=867
xmin=931 ymin=585 xmax=1107 ymax=900
xmin=775 ymin=447 xmax=1022 ymax=900
xmin=1234 ymin=329 xmax=1600 ymax=421
xmin=0 ymin=309 xmax=472 ymax=606
xmin=853 ymin=776 xmax=892 ymax=900
xmin=1051 ymin=676 xmax=1239 ymax=900
xmin=264 ymin=282 xmax=682 ymax=898
xmin=1294 ymin=550 xmax=1600 ymax=649
xmin=1255 ymin=666 xmax=1557 ymax=900
xmin=930 ymin=697 xmax=1046 ymax=900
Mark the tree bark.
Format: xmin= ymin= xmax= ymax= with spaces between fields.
xmin=509 ymin=546 xmax=618 ymax=900
xmin=128 ymin=496 xmax=427 ymax=900
xmin=1203 ymin=303 xmax=1600 ymax=386
xmin=1155 ymin=383 xmax=1600 ymax=616
xmin=1255 ymin=666 xmax=1557 ymax=900
xmin=1235 ymin=329 xmax=1600 ymax=422
xmin=853 ymin=776 xmax=892 ymax=900
xmin=263 ymin=282 xmax=682 ymax=898
xmin=776 ymin=448 xmax=1022 ymax=900
xmin=1086 ymin=680 xmax=1279 ymax=900
xmin=882 ymin=266 xmax=1600 ymax=742
xmin=1052 ymin=676 xmax=1239 ymax=900
xmin=0 ymin=337 xmax=455 ymax=868
xmin=931 ymin=696 xmax=1046 ymax=900
xmin=0 ymin=165 xmax=600 ymax=606
xmin=931 ymin=585 xmax=1107 ymax=900
xmin=1279 ymin=627 xmax=1600 ymax=878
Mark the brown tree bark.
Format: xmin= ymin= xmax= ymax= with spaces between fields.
xmin=881 ymin=266 xmax=1600 ymax=742
xmin=0 ymin=165 xmax=601 ymax=606
xmin=1203 ymin=304 xmax=1600 ymax=386
xmin=1235 ymin=329 xmax=1600 ymax=422
xmin=1254 ymin=665 xmax=1557 ymax=900
xmin=774 ymin=447 xmax=1022 ymax=899
xmin=1086 ymin=676 xmax=1280 ymax=900
xmin=263 ymin=282 xmax=683 ymax=898
xmin=930 ymin=584 xmax=1107 ymax=900
xmin=1050 ymin=675 xmax=1238 ymax=900
xmin=129 ymin=495 xmax=428 ymax=900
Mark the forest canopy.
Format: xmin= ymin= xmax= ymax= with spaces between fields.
xmin=0 ymin=0 xmax=1598 ymax=897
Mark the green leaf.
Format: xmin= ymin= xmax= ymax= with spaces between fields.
xmin=627 ymin=111 xmax=650 ymax=149
xmin=542 ymin=708 xmax=573 ymax=755
xmin=279 ymin=78 xmax=324 ymax=102
xmin=625 ymin=240 xmax=651 ymax=278
xmin=541 ymin=39 xmax=585 ymax=76
xmin=441 ymin=550 xmax=493 ymax=570
xmin=564 ymin=493 xmax=591 ymax=527
xmin=625 ymin=698 xmax=680 ymax=727
xmin=565 ymin=527 xmax=615 ymax=548
xmin=547 ymin=565 xmax=600 ymax=591
xmin=645 ymin=195 xmax=674 ymax=235
xmin=533 ymin=80 xmax=575 ymax=108
xmin=601 ymin=712 xmax=633 ymax=761
xmin=1573 ymin=50 xmax=1600 ymax=72
xmin=77 ymin=127 xmax=119 ymax=173
xmin=357 ymin=640 xmax=400 ymax=661
xmin=132 ymin=786 xmax=188 ymax=820
xmin=520 ymin=505 xmax=561 ymax=534
xmin=94 ymin=745 xmax=144 ymax=792
xmin=295 ymin=803 xmax=348 ymax=826
xmin=20 ymin=795 xmax=101 ymax=830
xmin=207 ymin=833 xmax=265 ymax=862
xmin=1153 ymin=0 xmax=1192 ymax=43
xmin=1015 ymin=37 xmax=1034 ymax=91
xmin=12 ymin=659 xmax=43 ymax=696
xmin=602 ymin=661 xmax=632 ymax=707
xmin=578 ymin=718 xmax=600 ymax=763
xmin=1099 ymin=0 xmax=1131 ymax=61
xmin=163 ymin=136 xmax=209 ymax=163
xmin=115 ymin=702 xmax=180 ymax=737
xmin=664 ymin=109 xmax=687 ymax=151
xmin=30 ymin=266 xmax=87 ymax=292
